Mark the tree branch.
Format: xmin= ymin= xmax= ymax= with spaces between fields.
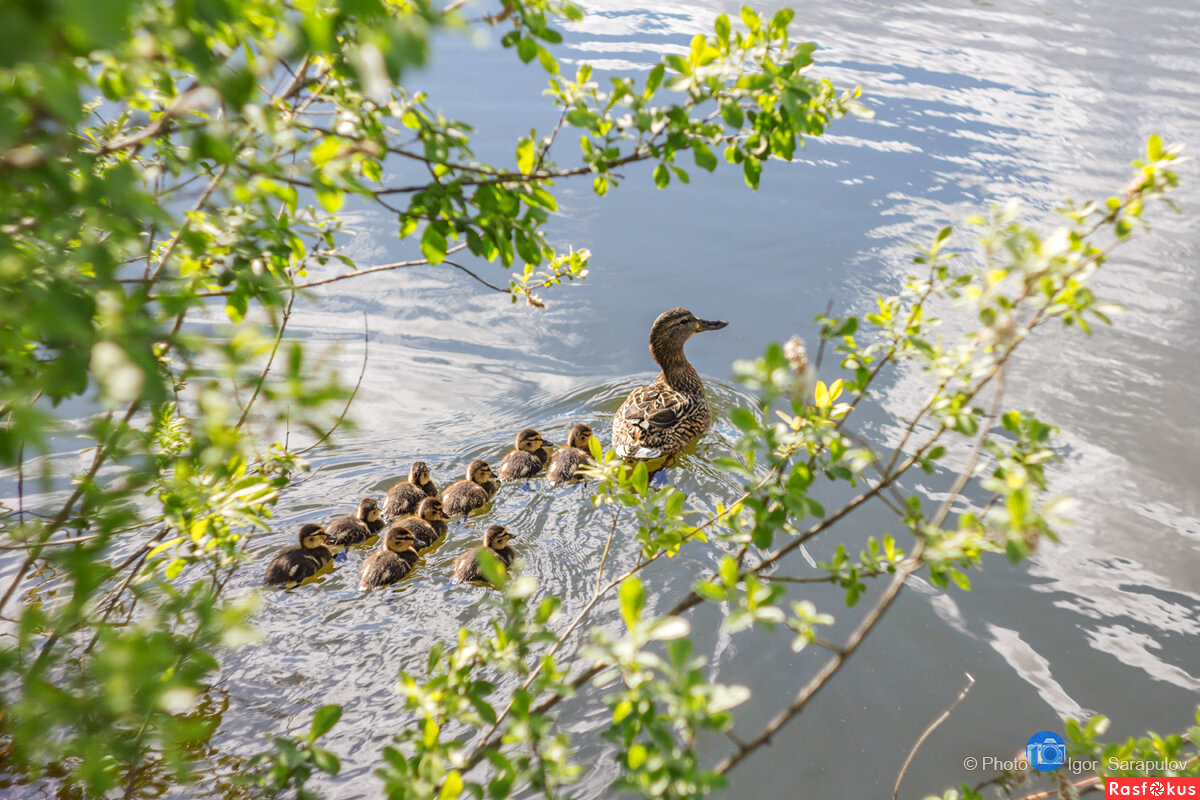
xmin=893 ymin=673 xmax=975 ymax=800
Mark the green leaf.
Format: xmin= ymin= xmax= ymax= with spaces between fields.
xmin=311 ymin=748 xmax=340 ymax=775
xmin=654 ymin=163 xmax=670 ymax=188
xmin=517 ymin=37 xmax=537 ymax=64
xmin=440 ymin=771 xmax=464 ymax=800
xmin=693 ymin=143 xmax=718 ymax=171
xmin=715 ymin=14 xmax=731 ymax=42
xmin=645 ymin=63 xmax=665 ymax=97
xmin=719 ymin=556 xmax=738 ymax=588
xmin=421 ymin=225 xmax=447 ymax=264
xmin=743 ymin=157 xmax=762 ymax=189
xmin=537 ymin=46 xmax=559 ymax=75
xmin=516 ymin=138 xmax=535 ymax=174
xmin=631 ymin=461 xmax=649 ymax=495
xmin=619 ymin=577 xmax=645 ymax=630
xmin=1147 ymin=133 xmax=1163 ymax=161
xmin=729 ymin=407 xmax=759 ymax=431
xmin=665 ymin=55 xmax=692 ymax=75
xmin=720 ymin=102 xmax=744 ymax=129
xmin=647 ymin=616 xmax=689 ymax=640
xmin=950 ymin=570 xmax=971 ymax=591
xmin=308 ymin=705 xmax=342 ymax=744
xmin=315 ymin=184 xmax=344 ymax=213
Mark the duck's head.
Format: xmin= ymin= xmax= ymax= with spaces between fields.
xmin=514 ymin=428 xmax=545 ymax=453
xmin=383 ymin=524 xmax=417 ymax=554
xmin=409 ymin=461 xmax=432 ymax=486
xmin=356 ymin=497 xmax=381 ymax=524
xmin=483 ymin=524 xmax=515 ymax=549
xmin=466 ymin=459 xmax=495 ymax=485
xmin=417 ymin=497 xmax=449 ymax=523
xmin=566 ymin=423 xmax=594 ymax=449
xmin=649 ymin=307 xmax=728 ymax=355
xmin=298 ymin=523 xmax=329 ymax=549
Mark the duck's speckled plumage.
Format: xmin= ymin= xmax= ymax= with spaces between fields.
xmin=612 ymin=308 xmax=727 ymax=460
xmin=381 ymin=461 xmax=439 ymax=519
xmin=264 ymin=524 xmax=332 ymax=585
xmin=442 ymin=460 xmax=498 ymax=517
xmin=547 ymin=424 xmax=594 ymax=483
xmin=452 ymin=525 xmax=517 ymax=584
xmin=325 ymin=497 xmax=384 ymax=546
xmin=498 ymin=428 xmax=548 ymax=481
xmin=395 ymin=497 xmax=450 ymax=550
xmin=360 ymin=527 xmax=420 ymax=589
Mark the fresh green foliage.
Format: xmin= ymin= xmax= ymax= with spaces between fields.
xmin=0 ymin=0 xmax=865 ymax=794
xmin=240 ymin=705 xmax=344 ymax=799
xmin=379 ymin=139 xmax=1186 ymax=800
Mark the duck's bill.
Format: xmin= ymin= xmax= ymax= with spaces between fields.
xmin=698 ymin=318 xmax=728 ymax=331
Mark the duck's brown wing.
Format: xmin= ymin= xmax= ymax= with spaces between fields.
xmin=547 ymin=447 xmax=589 ymax=483
xmin=442 ymin=481 xmax=488 ymax=517
xmin=499 ymin=449 xmax=543 ymax=481
xmin=399 ymin=517 xmax=442 ymax=549
xmin=360 ymin=551 xmax=412 ymax=588
xmin=451 ymin=549 xmax=482 ymax=583
xmin=382 ymin=482 xmax=424 ymax=518
xmin=326 ymin=515 xmax=370 ymax=545
xmin=612 ymin=383 xmax=696 ymax=459
xmin=265 ymin=548 xmax=320 ymax=585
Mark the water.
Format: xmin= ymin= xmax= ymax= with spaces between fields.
xmin=8 ymin=0 xmax=1200 ymax=797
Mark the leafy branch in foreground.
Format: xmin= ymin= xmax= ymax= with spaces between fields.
xmin=372 ymin=138 xmax=1183 ymax=800
xmin=0 ymin=1 xmax=863 ymax=795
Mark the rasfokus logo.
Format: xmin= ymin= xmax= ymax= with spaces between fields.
xmin=1106 ymin=777 xmax=1200 ymax=797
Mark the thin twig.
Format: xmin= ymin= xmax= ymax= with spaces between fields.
xmin=295 ymin=313 xmax=369 ymax=456
xmin=815 ymin=298 xmax=834 ymax=371
xmin=236 ymin=292 xmax=296 ymax=430
xmin=163 ymin=244 xmax=470 ymax=299
xmin=443 ymin=259 xmax=510 ymax=293
xmin=893 ymin=673 xmax=976 ymax=800
xmin=95 ymin=88 xmax=206 ymax=155
xmin=595 ymin=510 xmax=619 ymax=594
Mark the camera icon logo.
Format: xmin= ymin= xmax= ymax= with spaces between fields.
xmin=1025 ymin=730 xmax=1067 ymax=772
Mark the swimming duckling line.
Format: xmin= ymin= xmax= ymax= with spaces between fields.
xmin=263 ymin=307 xmax=727 ymax=590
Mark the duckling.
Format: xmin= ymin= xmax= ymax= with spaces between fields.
xmin=497 ymin=428 xmax=548 ymax=481
xmin=451 ymin=524 xmax=517 ymax=584
xmin=547 ymin=423 xmax=595 ymax=483
xmin=441 ymin=459 xmax=498 ymax=517
xmin=325 ymin=497 xmax=385 ymax=546
xmin=394 ymin=497 xmax=450 ymax=550
xmin=612 ymin=307 xmax=728 ymax=460
xmin=264 ymin=524 xmax=332 ymax=585
xmin=359 ymin=525 xmax=420 ymax=589
xmin=381 ymin=461 xmax=439 ymax=519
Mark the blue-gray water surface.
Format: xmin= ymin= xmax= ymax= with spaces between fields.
xmin=9 ymin=0 xmax=1200 ymax=797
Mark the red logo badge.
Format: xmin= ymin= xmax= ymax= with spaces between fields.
xmin=1106 ymin=777 xmax=1200 ymax=797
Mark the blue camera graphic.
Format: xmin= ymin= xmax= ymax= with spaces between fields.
xmin=1025 ymin=731 xmax=1067 ymax=772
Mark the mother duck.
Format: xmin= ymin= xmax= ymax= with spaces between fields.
xmin=612 ymin=307 xmax=727 ymax=460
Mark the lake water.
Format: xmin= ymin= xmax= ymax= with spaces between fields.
xmin=9 ymin=0 xmax=1200 ymax=797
